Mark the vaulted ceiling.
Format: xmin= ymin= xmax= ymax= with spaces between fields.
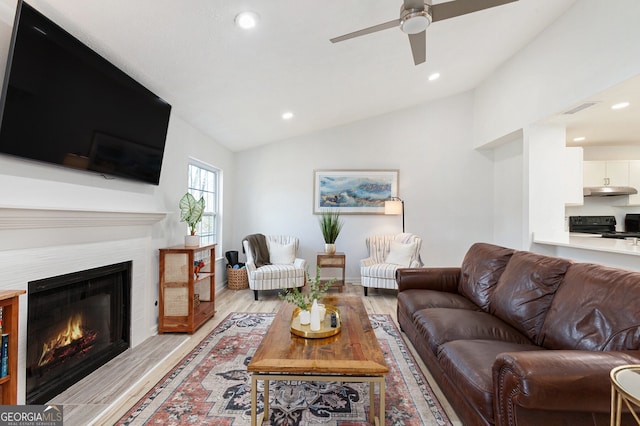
xmin=3 ymin=0 xmax=584 ymax=151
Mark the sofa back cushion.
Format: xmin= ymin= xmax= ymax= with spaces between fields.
xmin=458 ymin=243 xmax=515 ymax=311
xmin=539 ymin=263 xmax=640 ymax=350
xmin=490 ymin=251 xmax=571 ymax=344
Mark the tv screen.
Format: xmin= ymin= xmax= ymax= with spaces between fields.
xmin=0 ymin=1 xmax=171 ymax=185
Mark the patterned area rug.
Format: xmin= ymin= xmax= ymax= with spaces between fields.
xmin=118 ymin=312 xmax=452 ymax=425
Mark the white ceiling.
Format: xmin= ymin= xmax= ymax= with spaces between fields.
xmin=548 ymin=74 xmax=640 ymax=147
xmin=4 ymin=0 xmax=586 ymax=151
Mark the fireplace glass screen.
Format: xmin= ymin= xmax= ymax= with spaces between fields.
xmin=26 ymin=261 xmax=131 ymax=404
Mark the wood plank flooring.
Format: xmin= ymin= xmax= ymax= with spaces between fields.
xmin=50 ymin=283 xmax=461 ymax=425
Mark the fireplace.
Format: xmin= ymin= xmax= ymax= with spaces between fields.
xmin=26 ymin=261 xmax=131 ymax=404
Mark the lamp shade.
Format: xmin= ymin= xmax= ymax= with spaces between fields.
xmin=384 ymin=200 xmax=403 ymax=215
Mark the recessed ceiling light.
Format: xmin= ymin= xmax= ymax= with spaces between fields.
xmin=428 ymin=72 xmax=440 ymax=81
xmin=282 ymin=111 xmax=294 ymax=120
xmin=573 ymin=136 xmax=586 ymax=142
xmin=611 ymin=101 xmax=630 ymax=110
xmin=235 ymin=11 xmax=259 ymax=30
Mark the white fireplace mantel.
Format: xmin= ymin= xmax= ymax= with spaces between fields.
xmin=0 ymin=206 xmax=167 ymax=229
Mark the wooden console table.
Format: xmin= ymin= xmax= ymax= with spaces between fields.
xmin=316 ymin=252 xmax=345 ymax=291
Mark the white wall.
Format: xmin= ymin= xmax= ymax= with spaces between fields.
xmin=525 ymin=124 xmax=568 ymax=240
xmin=476 ymin=0 xmax=640 ymax=253
xmin=234 ymin=92 xmax=495 ymax=281
xmin=0 ymin=1 xmax=235 ymax=401
xmin=474 ymin=0 xmax=640 ymax=149
xmin=492 ymin=135 xmax=525 ymax=249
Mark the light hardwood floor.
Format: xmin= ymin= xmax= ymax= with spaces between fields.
xmin=50 ymin=283 xmax=461 ymax=425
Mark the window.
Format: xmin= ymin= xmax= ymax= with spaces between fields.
xmin=187 ymin=161 xmax=219 ymax=246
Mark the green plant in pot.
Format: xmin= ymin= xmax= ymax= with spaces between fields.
xmin=179 ymin=192 xmax=205 ymax=246
xmin=279 ymin=267 xmax=335 ymax=324
xmin=319 ymin=210 xmax=343 ymax=254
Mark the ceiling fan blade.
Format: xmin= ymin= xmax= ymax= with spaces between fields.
xmin=408 ymin=31 xmax=426 ymax=65
xmin=431 ymin=0 xmax=518 ymax=22
xmin=403 ymin=0 xmax=425 ymax=10
xmin=330 ymin=19 xmax=401 ymax=43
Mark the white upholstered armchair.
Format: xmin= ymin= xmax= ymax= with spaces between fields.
xmin=360 ymin=233 xmax=423 ymax=296
xmin=242 ymin=234 xmax=307 ymax=300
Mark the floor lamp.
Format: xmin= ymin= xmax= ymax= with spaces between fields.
xmin=384 ymin=197 xmax=404 ymax=233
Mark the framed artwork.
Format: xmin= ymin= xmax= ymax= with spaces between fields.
xmin=313 ymin=169 xmax=399 ymax=214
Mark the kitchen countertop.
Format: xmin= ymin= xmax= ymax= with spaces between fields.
xmin=533 ymin=233 xmax=640 ymax=257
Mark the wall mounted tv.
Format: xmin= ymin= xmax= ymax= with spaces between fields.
xmin=0 ymin=1 xmax=171 ymax=185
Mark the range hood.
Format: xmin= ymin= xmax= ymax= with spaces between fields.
xmin=583 ymin=186 xmax=638 ymax=197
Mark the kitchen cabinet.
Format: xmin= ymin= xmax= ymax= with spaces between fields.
xmin=583 ymin=160 xmax=630 ymax=187
xmin=627 ymin=161 xmax=640 ymax=205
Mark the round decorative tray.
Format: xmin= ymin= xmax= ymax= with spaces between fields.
xmin=290 ymin=305 xmax=341 ymax=339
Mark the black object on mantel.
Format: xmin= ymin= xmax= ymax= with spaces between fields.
xmin=569 ymin=215 xmax=640 ymax=239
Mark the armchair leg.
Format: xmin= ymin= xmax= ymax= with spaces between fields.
xmin=364 ymin=287 xmax=368 ymax=296
xmin=253 ymin=290 xmax=258 ymax=301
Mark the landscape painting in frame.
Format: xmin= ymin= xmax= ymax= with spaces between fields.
xmin=313 ymin=170 xmax=398 ymax=214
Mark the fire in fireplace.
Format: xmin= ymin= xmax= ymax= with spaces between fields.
xmin=26 ymin=262 xmax=131 ymax=404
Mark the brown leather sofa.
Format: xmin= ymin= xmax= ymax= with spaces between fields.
xmin=397 ymin=242 xmax=640 ymax=426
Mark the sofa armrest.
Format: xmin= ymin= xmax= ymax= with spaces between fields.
xmin=245 ymin=261 xmax=256 ymax=273
xmin=360 ymin=257 xmax=375 ymax=267
xmin=396 ymin=267 xmax=461 ymax=292
xmin=493 ymin=350 xmax=640 ymax=425
xmin=294 ymin=258 xmax=306 ymax=269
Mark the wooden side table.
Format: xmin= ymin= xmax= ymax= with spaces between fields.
xmin=610 ymin=364 xmax=640 ymax=425
xmin=316 ymin=252 xmax=346 ymax=292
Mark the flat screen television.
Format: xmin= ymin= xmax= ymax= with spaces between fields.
xmin=0 ymin=1 xmax=171 ymax=185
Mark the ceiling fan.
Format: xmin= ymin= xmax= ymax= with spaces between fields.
xmin=330 ymin=0 xmax=518 ymax=65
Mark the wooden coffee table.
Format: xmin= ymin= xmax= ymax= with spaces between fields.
xmin=247 ymin=294 xmax=389 ymax=425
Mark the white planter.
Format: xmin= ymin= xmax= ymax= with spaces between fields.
xmin=185 ymin=235 xmax=200 ymax=247
xmin=324 ymin=243 xmax=336 ymax=254
xmin=310 ymin=299 xmax=321 ymax=331
xmin=298 ymin=309 xmax=311 ymax=325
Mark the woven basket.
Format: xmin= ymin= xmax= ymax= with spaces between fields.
xmin=227 ymin=267 xmax=249 ymax=290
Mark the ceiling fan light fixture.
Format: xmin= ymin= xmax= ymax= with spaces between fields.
xmin=400 ymin=12 xmax=431 ymax=34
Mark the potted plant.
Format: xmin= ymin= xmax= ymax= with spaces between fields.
xmin=319 ymin=210 xmax=343 ymax=254
xmin=179 ymin=192 xmax=205 ymax=246
xmin=279 ymin=267 xmax=334 ymax=324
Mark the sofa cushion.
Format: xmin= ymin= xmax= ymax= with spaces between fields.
xmin=252 ymin=264 xmax=305 ymax=280
xmin=413 ymin=308 xmax=532 ymax=353
xmin=361 ymin=263 xmax=398 ymax=279
xmin=437 ymin=339 xmax=543 ymax=423
xmin=269 ymin=241 xmax=296 ymax=264
xmin=539 ymin=263 xmax=640 ymax=350
xmin=458 ymin=243 xmax=515 ymax=311
xmin=398 ymin=289 xmax=481 ymax=314
xmin=384 ymin=240 xmax=418 ymax=266
xmin=490 ymin=251 xmax=571 ymax=344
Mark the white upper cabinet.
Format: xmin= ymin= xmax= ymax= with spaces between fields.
xmin=628 ymin=161 xmax=640 ymax=205
xmin=583 ymin=160 xmax=630 ymax=187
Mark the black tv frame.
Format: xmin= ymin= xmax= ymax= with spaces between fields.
xmin=0 ymin=0 xmax=172 ymax=185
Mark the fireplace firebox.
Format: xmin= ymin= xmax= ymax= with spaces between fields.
xmin=26 ymin=261 xmax=131 ymax=404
